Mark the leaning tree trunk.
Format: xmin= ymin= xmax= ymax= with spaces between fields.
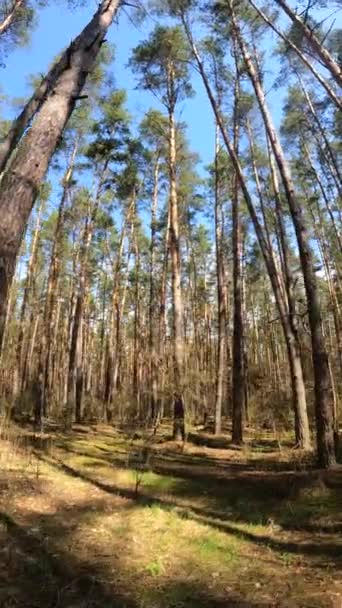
xmin=303 ymin=144 xmax=342 ymax=255
xmin=247 ymin=0 xmax=341 ymax=111
xmin=275 ymin=0 xmax=342 ymax=88
xmin=230 ymin=9 xmax=335 ymax=466
xmin=0 ymin=0 xmax=24 ymax=36
xmin=0 ymin=0 xmax=121 ymax=349
xmin=265 ymin=138 xmax=311 ymax=449
xmin=0 ymin=1 xmax=121 ymax=174
xmin=295 ymin=74 xmax=342 ymax=190
xmin=181 ymin=14 xmax=313 ymax=451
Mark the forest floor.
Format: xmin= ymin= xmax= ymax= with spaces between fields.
xmin=0 ymin=421 xmax=341 ymax=608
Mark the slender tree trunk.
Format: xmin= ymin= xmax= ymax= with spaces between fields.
xmin=296 ymin=74 xmax=342 ymax=190
xmin=158 ymin=207 xmax=170 ymax=422
xmin=16 ymin=198 xmax=43 ymax=396
xmin=149 ymin=156 xmax=160 ymax=421
xmin=66 ymin=172 xmax=106 ymax=425
xmin=132 ymin=210 xmax=142 ymax=419
xmin=0 ymin=0 xmax=24 ymax=36
xmin=167 ymin=67 xmax=185 ymax=441
xmin=214 ymin=125 xmax=228 ymax=435
xmin=40 ymin=140 xmax=78 ymax=415
xmin=230 ymin=11 xmax=334 ymax=465
xmin=247 ymin=0 xmax=341 ymax=110
xmin=105 ymin=197 xmax=134 ymax=418
xmin=306 ymin=187 xmax=342 ymax=380
xmin=182 ymin=16 xmax=313 ymax=452
xmin=265 ymin=138 xmax=311 ymax=448
xmin=231 ymin=57 xmax=245 ymax=444
xmin=275 ymin=0 xmax=342 ymax=88
xmin=303 ymin=144 xmax=342 ymax=254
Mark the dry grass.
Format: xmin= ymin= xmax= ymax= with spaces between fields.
xmin=0 ymin=422 xmax=341 ymax=607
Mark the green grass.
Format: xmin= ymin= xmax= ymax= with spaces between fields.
xmin=145 ymin=559 xmax=165 ymax=577
xmin=191 ymin=533 xmax=238 ymax=564
xmin=132 ymin=469 xmax=178 ymax=492
xmin=3 ymin=425 xmax=340 ymax=608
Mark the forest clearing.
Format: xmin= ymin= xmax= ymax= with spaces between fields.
xmin=0 ymin=0 xmax=341 ymax=606
xmin=0 ymin=422 xmax=341 ymax=608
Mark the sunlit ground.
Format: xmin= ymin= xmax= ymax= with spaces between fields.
xmin=0 ymin=423 xmax=341 ymax=607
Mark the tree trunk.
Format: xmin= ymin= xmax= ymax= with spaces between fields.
xmin=0 ymin=0 xmax=24 ymax=36
xmin=214 ymin=125 xmax=228 ymax=435
xmin=158 ymin=207 xmax=170 ymax=423
xmin=132 ymin=208 xmax=142 ymax=419
xmin=40 ymin=140 xmax=78 ymax=415
xmin=266 ymin=138 xmax=311 ymax=449
xmin=182 ymin=17 xmax=313 ymax=452
xmin=303 ymin=144 xmax=342 ymax=255
xmin=0 ymin=0 xmax=121 ymax=347
xmin=295 ymin=72 xmax=342 ymax=195
xmin=231 ymin=57 xmax=245 ymax=445
xmin=275 ymin=0 xmax=342 ymax=88
xmin=66 ymin=170 xmax=106 ymax=425
xmin=247 ymin=0 xmax=341 ymax=110
xmin=16 ymin=197 xmax=43 ymax=396
xmin=231 ymin=10 xmax=334 ymax=465
xmin=149 ymin=156 xmax=160 ymax=422
xmin=105 ymin=197 xmax=134 ymax=418
xmin=167 ymin=67 xmax=185 ymax=441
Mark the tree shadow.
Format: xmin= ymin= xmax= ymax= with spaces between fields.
xmin=36 ymin=437 xmax=342 ymax=539
xmin=186 ymin=432 xmax=294 ymax=454
xmin=35 ymin=453 xmax=342 ymax=568
xmin=0 ymin=498 xmax=270 ymax=608
xmin=0 ymin=508 xmax=136 ymax=608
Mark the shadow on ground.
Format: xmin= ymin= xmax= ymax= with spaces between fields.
xmin=0 ymin=496 xmax=269 ymax=608
xmin=35 ymin=450 xmax=342 ymax=568
xmin=2 ymin=425 xmax=341 ymax=608
xmin=46 ymin=433 xmax=342 ymax=532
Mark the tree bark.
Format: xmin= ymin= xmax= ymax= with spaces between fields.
xmin=230 ymin=8 xmax=334 ymax=465
xmin=0 ymin=0 xmax=24 ymax=36
xmin=167 ymin=65 xmax=185 ymax=441
xmin=182 ymin=15 xmax=314 ymax=453
xmin=149 ymin=156 xmax=160 ymax=422
xmin=231 ymin=54 xmax=245 ymax=445
xmin=266 ymin=138 xmax=311 ymax=449
xmin=214 ymin=125 xmax=228 ymax=435
xmin=0 ymin=0 xmax=121 ymax=348
xmin=275 ymin=0 xmax=342 ymax=88
xmin=247 ymin=0 xmax=341 ymax=110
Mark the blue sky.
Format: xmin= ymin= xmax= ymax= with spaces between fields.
xmin=0 ymin=2 xmax=341 ymax=169
xmin=1 ymin=1 xmax=216 ymax=167
xmin=1 ymin=0 xmax=339 ymax=275
xmin=1 ymin=2 xmax=340 ymax=177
